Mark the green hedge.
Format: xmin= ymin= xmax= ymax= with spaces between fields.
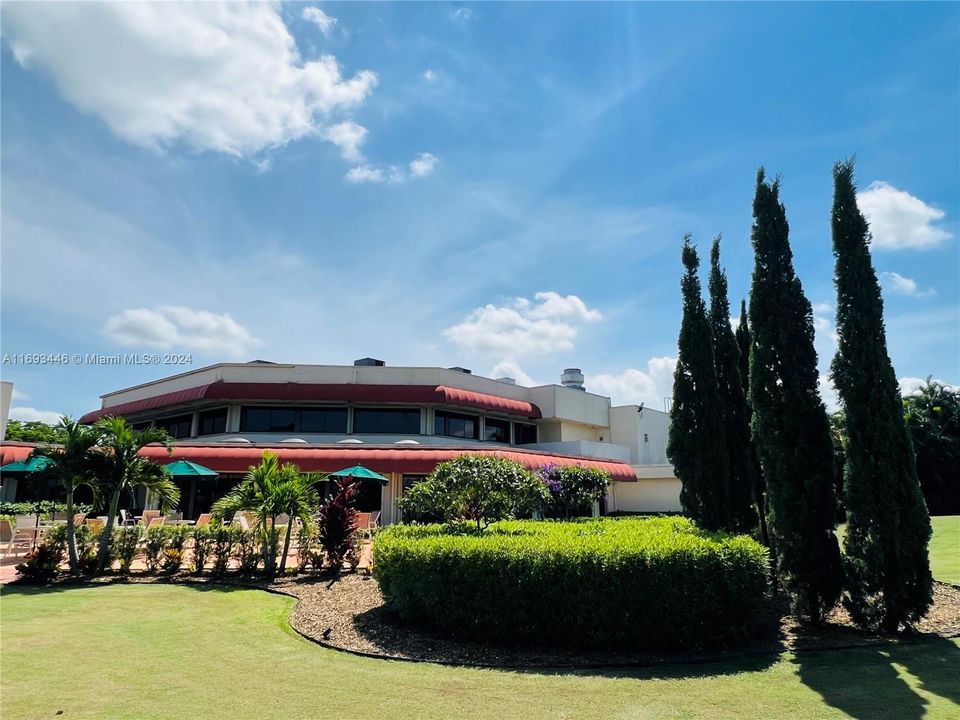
xmin=374 ymin=517 xmax=769 ymax=650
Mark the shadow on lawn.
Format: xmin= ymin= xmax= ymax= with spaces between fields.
xmin=795 ymin=634 xmax=960 ymax=720
xmin=0 ymin=578 xmax=252 ymax=598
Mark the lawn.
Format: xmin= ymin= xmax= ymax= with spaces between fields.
xmin=2 ymin=584 xmax=958 ymax=720
xmin=929 ymin=516 xmax=960 ymax=585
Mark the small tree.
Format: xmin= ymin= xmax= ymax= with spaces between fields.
xmin=667 ymin=236 xmax=732 ymax=532
xmin=316 ymin=478 xmax=360 ymax=574
xmin=539 ymin=465 xmax=610 ymax=518
xmin=708 ymin=236 xmax=758 ymax=533
xmin=397 ymin=454 xmax=549 ymax=530
xmin=830 ymin=159 xmax=932 ymax=632
xmin=903 ymin=379 xmax=960 ymax=516
xmin=749 ymin=169 xmax=841 ymax=622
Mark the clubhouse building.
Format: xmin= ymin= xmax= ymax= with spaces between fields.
xmin=1 ymin=359 xmax=680 ymax=523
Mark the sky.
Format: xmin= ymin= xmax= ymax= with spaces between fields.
xmin=1 ymin=2 xmax=958 ymax=423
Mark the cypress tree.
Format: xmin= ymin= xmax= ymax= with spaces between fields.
xmin=830 ymin=159 xmax=933 ymax=632
xmin=735 ymin=301 xmax=770 ymax=547
xmin=708 ymin=236 xmax=757 ymax=533
xmin=749 ymin=170 xmax=842 ymax=622
xmin=667 ymin=236 xmax=731 ymax=532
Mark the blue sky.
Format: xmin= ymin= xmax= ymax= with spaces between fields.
xmin=1 ymin=2 xmax=957 ymax=422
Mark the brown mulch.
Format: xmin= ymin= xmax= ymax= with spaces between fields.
xmin=271 ymin=574 xmax=960 ymax=668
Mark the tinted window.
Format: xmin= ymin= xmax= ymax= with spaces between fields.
xmin=158 ymin=414 xmax=192 ymax=439
xmin=240 ymin=407 xmax=295 ymax=432
xmin=514 ymin=422 xmax=538 ymax=445
xmin=198 ymin=408 xmax=228 ymax=436
xmin=353 ymin=408 xmax=421 ymax=434
xmin=299 ymin=408 xmax=348 ymax=433
xmin=434 ymin=410 xmax=478 ymax=439
xmin=483 ymin=417 xmax=510 ymax=443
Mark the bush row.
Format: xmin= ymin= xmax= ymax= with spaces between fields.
xmin=373 ymin=516 xmax=769 ymax=651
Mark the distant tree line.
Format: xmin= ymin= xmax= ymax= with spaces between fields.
xmin=667 ymin=159 xmax=935 ymax=633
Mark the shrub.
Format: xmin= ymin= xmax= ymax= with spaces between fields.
xmin=374 ymin=517 xmax=769 ymax=651
xmin=296 ymin=521 xmax=317 ymax=572
xmin=232 ymin=527 xmax=260 ymax=574
xmin=317 ymin=479 xmax=360 ymax=574
xmin=192 ymin=525 xmax=213 ymax=575
xmin=143 ymin=526 xmax=167 ymax=573
xmin=15 ymin=543 xmax=63 ymax=583
xmin=396 ymin=454 xmax=550 ymax=530
xmin=538 ymin=465 xmax=610 ymax=518
xmin=162 ymin=526 xmax=190 ymax=573
xmin=113 ymin=526 xmax=143 ymax=573
xmin=74 ymin=524 xmax=103 ymax=574
xmin=210 ymin=525 xmax=234 ymax=576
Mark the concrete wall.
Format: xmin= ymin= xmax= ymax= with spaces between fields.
xmin=609 ymin=405 xmax=671 ymax=465
xmin=608 ymin=476 xmax=682 ymax=513
xmin=0 ymin=381 xmax=12 ymax=441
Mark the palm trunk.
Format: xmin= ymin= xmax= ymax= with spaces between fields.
xmin=279 ymin=516 xmax=294 ymax=575
xmin=66 ymin=487 xmax=79 ymax=572
xmin=96 ymin=489 xmax=121 ymax=574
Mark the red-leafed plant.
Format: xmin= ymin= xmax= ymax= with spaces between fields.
xmin=317 ymin=478 xmax=360 ymax=575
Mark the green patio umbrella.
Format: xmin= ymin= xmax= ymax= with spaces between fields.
xmin=164 ymin=459 xmax=218 ymax=477
xmin=328 ymin=465 xmax=389 ymax=486
xmin=0 ymin=456 xmax=54 ymax=473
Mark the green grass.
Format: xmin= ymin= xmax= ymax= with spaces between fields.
xmin=929 ymin=516 xmax=960 ymax=585
xmin=2 ymin=584 xmax=958 ymax=719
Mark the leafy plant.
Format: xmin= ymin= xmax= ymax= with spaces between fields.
xmin=538 ymin=465 xmax=610 ymax=518
xmin=396 ymin=454 xmax=549 ymax=530
xmin=15 ymin=542 xmax=64 ymax=583
xmin=296 ymin=520 xmax=317 ymax=572
xmin=113 ymin=526 xmax=143 ymax=573
xmin=162 ymin=526 xmax=190 ymax=573
xmin=143 ymin=525 xmax=167 ymax=573
xmin=210 ymin=525 xmax=234 ymax=576
xmin=191 ymin=525 xmax=213 ymax=575
xmin=316 ymin=478 xmax=360 ymax=574
xmin=232 ymin=527 xmax=260 ymax=574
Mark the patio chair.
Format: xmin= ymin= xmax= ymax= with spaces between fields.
xmin=195 ymin=513 xmax=212 ymax=528
xmin=3 ymin=520 xmax=38 ymax=558
xmin=52 ymin=512 xmax=68 ymax=522
xmin=120 ymin=509 xmax=137 ymax=527
xmin=367 ymin=511 xmax=380 ymax=536
xmin=72 ymin=513 xmax=87 ymax=527
xmin=355 ymin=512 xmax=371 ymax=537
xmin=140 ymin=510 xmax=161 ymax=527
xmin=85 ymin=518 xmax=105 ymax=533
xmin=146 ymin=516 xmax=165 ymax=528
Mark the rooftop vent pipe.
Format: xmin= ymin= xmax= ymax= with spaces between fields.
xmin=560 ymin=368 xmax=585 ymax=391
xmin=354 ymin=357 xmax=386 ymax=367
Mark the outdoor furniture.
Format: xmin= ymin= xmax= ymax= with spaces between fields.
xmin=85 ymin=518 xmax=105 ymax=533
xmin=120 ymin=509 xmax=137 ymax=527
xmin=140 ymin=510 xmax=161 ymax=527
xmin=367 ymin=511 xmax=380 ymax=536
xmin=195 ymin=513 xmax=212 ymax=528
xmin=146 ymin=516 xmax=165 ymax=528
xmin=52 ymin=512 xmax=68 ymax=522
xmin=356 ymin=512 xmax=372 ymax=537
xmin=72 ymin=513 xmax=87 ymax=527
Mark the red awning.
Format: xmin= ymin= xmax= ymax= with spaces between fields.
xmin=80 ymin=382 xmax=541 ymax=422
xmin=0 ymin=443 xmax=35 ymax=466
xmin=137 ymin=444 xmax=636 ymax=482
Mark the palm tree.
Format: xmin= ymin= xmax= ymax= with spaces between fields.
xmin=28 ymin=417 xmax=104 ymax=572
xmin=211 ymin=452 xmax=322 ymax=576
xmin=94 ymin=417 xmax=179 ymax=573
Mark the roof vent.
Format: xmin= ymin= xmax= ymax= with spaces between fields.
xmin=222 ymin=437 xmax=253 ymax=444
xmin=394 ymin=439 xmax=420 ymax=445
xmin=496 ymin=377 xmax=517 ymax=385
xmin=560 ymin=368 xmax=585 ymax=391
xmin=280 ymin=438 xmax=308 ymax=444
xmin=337 ymin=438 xmax=364 ymax=444
xmin=354 ymin=357 xmax=386 ymax=367
xmin=448 ymin=366 xmax=472 ymax=374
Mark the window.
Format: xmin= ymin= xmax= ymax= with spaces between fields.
xmin=483 ymin=417 xmax=510 ymax=443
xmin=352 ymin=408 xmax=421 ymax=434
xmin=643 ymin=433 xmax=649 ymax=443
xmin=434 ymin=410 xmax=478 ymax=439
xmin=131 ymin=421 xmax=152 ymax=432
xmin=514 ymin=422 xmax=537 ymax=445
xmin=158 ymin=414 xmax=192 ymax=439
xmin=402 ymin=474 xmax=427 ymax=492
xmin=299 ymin=408 xmax=348 ymax=433
xmin=198 ymin=408 xmax=228 ymax=436
xmin=240 ymin=407 xmax=296 ymax=433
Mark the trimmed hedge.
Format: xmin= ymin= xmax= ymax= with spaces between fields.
xmin=374 ymin=517 xmax=769 ymax=650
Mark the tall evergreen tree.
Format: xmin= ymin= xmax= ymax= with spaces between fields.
xmin=830 ymin=159 xmax=933 ymax=632
xmin=749 ymin=170 xmax=841 ymax=622
xmin=708 ymin=236 xmax=757 ymax=533
xmin=667 ymin=236 xmax=731 ymax=532
xmin=735 ymin=301 xmax=770 ymax=547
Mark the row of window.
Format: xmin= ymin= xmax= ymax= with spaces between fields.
xmin=140 ymin=406 xmax=538 ymax=444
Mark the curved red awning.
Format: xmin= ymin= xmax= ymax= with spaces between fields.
xmin=80 ymin=382 xmax=541 ymax=423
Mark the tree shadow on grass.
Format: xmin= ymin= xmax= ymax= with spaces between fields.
xmin=795 ymin=635 xmax=960 ymax=720
xmin=0 ymin=577 xmax=252 ymax=598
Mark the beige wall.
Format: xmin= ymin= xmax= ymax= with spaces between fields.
xmin=608 ymin=477 xmax=682 ymax=513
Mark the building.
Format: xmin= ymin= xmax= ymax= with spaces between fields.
xmin=1 ymin=360 xmax=681 ymax=522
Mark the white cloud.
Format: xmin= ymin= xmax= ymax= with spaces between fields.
xmin=10 ymin=407 xmax=62 ymax=425
xmin=444 ymin=292 xmax=602 ymax=356
xmin=409 ymin=152 xmax=439 ymax=177
xmin=423 ymin=69 xmax=437 ymax=82
xmin=587 ymin=357 xmax=678 ymax=408
xmin=489 ymin=360 xmax=539 ymax=387
xmin=450 ymin=8 xmax=474 ymax=21
xmin=345 ymin=164 xmax=385 ymax=184
xmin=857 ymin=181 xmax=952 ymax=250
xmin=818 ymin=374 xmax=840 ymax=413
xmin=1 ymin=2 xmax=376 ymax=157
xmin=324 ymin=122 xmax=368 ymax=162
xmin=302 ymin=6 xmax=337 ymax=37
xmin=103 ymin=306 xmax=260 ymax=358
xmin=898 ymin=376 xmax=956 ymax=396
xmin=880 ymin=271 xmax=936 ymax=298
xmin=11 ymin=388 xmax=29 ymax=401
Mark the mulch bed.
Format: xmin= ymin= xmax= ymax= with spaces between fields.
xmin=9 ymin=571 xmax=959 ymax=669
xmin=273 ymin=574 xmax=960 ymax=668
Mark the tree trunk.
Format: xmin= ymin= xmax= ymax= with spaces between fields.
xmin=279 ymin=516 xmax=294 ymax=575
xmin=96 ymin=489 xmax=121 ymax=574
xmin=66 ymin=487 xmax=79 ymax=572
